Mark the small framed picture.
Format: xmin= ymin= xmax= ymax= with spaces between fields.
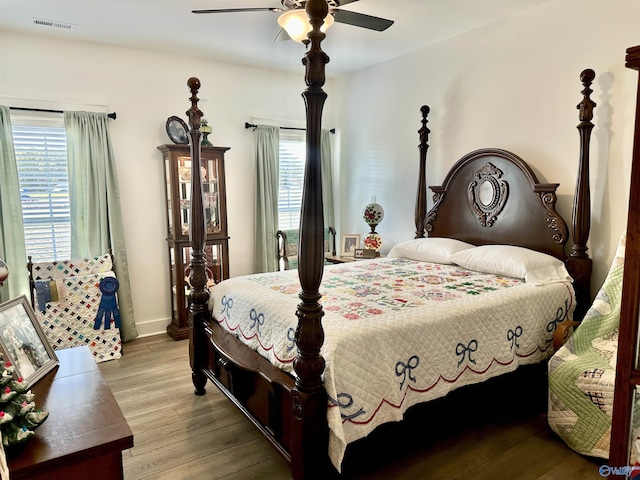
xmin=340 ymin=234 xmax=361 ymax=257
xmin=0 ymin=295 xmax=58 ymax=388
xmin=354 ymin=248 xmax=376 ymax=259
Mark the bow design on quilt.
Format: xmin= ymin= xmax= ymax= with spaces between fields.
xmin=395 ymin=355 xmax=419 ymax=389
xmin=221 ymin=295 xmax=233 ymax=319
xmin=546 ymin=299 xmax=569 ymax=334
xmin=328 ymin=392 xmax=365 ymax=421
xmin=286 ymin=327 xmax=296 ymax=352
xmin=544 ymin=299 xmax=570 ymax=349
xmin=249 ymin=309 xmax=265 ymax=335
xmin=456 ymin=339 xmax=478 ymax=367
xmin=94 ymin=277 xmax=120 ymax=330
xmin=507 ymin=326 xmax=523 ymax=350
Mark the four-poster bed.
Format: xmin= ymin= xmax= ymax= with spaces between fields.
xmin=183 ymin=2 xmax=593 ymax=478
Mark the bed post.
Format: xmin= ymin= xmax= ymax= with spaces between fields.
xmin=185 ymin=77 xmax=210 ymax=395
xmin=290 ymin=0 xmax=331 ymax=478
xmin=415 ymin=105 xmax=430 ymax=238
xmin=609 ymin=44 xmax=640 ymax=479
xmin=566 ymin=69 xmax=595 ymax=321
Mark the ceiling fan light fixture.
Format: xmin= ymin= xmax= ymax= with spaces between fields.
xmin=277 ymin=9 xmax=334 ymax=43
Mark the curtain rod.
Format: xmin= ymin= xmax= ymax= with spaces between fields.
xmin=244 ymin=122 xmax=334 ymax=134
xmin=10 ymin=106 xmax=117 ymax=120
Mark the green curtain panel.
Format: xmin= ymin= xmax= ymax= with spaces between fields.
xmin=253 ymin=125 xmax=280 ymax=273
xmin=64 ymin=111 xmax=137 ymax=341
xmin=321 ymin=129 xmax=335 ymax=229
xmin=0 ymin=106 xmax=29 ymax=303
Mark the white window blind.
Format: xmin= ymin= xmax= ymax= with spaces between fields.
xmin=12 ymin=120 xmax=70 ymax=262
xmin=278 ymin=130 xmax=306 ymax=230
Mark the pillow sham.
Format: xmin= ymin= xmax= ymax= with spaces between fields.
xmin=387 ymin=237 xmax=475 ymax=264
xmin=448 ymin=245 xmax=571 ymax=285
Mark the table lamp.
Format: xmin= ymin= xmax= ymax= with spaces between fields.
xmin=362 ymin=198 xmax=384 ymax=256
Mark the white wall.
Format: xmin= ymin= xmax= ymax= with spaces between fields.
xmin=0 ymin=31 xmax=336 ymax=336
xmin=334 ymin=0 xmax=640 ymax=298
xmin=1 ymin=0 xmax=638 ymax=336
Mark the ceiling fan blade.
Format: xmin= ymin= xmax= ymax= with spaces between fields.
xmin=334 ymin=0 xmax=360 ymax=6
xmin=192 ymin=8 xmax=282 ymax=14
xmin=274 ymin=28 xmax=292 ymax=42
xmin=332 ymin=9 xmax=393 ymax=31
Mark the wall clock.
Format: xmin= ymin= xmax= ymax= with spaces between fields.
xmin=166 ymin=116 xmax=189 ymax=144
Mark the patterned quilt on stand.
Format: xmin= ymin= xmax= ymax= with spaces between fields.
xmin=30 ymin=254 xmax=122 ymax=363
xmin=548 ymin=232 xmax=640 ymax=461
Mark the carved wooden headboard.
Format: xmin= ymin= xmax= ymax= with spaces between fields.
xmin=426 ymin=148 xmax=568 ymax=260
xmin=413 ymin=70 xmax=594 ymax=320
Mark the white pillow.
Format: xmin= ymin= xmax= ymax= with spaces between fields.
xmin=387 ymin=238 xmax=475 ymax=264
xmin=448 ymin=245 xmax=572 ymax=285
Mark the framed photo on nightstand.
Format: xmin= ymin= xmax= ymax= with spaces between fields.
xmin=340 ymin=234 xmax=361 ymax=256
xmin=354 ymin=248 xmax=376 ymax=259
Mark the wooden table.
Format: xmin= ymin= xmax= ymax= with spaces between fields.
xmin=325 ymin=254 xmax=386 ymax=264
xmin=325 ymin=254 xmax=357 ymax=264
xmin=7 ymin=346 xmax=133 ymax=480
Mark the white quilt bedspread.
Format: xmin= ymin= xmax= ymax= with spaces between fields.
xmin=208 ymin=257 xmax=575 ymax=470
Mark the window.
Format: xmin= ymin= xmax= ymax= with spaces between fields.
xmin=278 ymin=130 xmax=306 ymax=230
xmin=11 ymin=114 xmax=70 ymax=262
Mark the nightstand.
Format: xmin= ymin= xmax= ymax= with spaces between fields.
xmin=325 ymin=255 xmax=356 ymax=264
xmin=325 ymin=254 xmax=386 ymax=264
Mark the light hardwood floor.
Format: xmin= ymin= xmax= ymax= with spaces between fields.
xmin=99 ymin=334 xmax=605 ymax=480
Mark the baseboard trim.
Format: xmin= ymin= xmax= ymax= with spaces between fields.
xmin=133 ymin=317 xmax=171 ymax=339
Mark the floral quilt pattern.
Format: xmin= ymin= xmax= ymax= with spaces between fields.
xmin=251 ymin=259 xmax=521 ymax=321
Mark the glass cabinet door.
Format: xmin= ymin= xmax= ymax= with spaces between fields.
xmin=167 ymin=240 xmax=226 ymax=340
xmin=169 ymin=154 xmax=221 ymax=238
xmin=202 ymin=155 xmax=221 ymax=235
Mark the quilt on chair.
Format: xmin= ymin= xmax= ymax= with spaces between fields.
xmin=548 ymin=232 xmax=640 ymax=460
xmin=30 ymin=254 xmax=122 ymax=363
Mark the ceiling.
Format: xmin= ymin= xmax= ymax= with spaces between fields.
xmin=0 ymin=0 xmax=554 ymax=76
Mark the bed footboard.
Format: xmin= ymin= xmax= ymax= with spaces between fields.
xmin=181 ymin=75 xmax=302 ymax=466
xmin=191 ymin=314 xmax=332 ymax=467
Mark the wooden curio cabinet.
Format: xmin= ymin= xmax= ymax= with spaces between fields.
xmin=158 ymin=144 xmax=230 ymax=340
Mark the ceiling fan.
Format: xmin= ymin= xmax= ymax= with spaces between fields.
xmin=192 ymin=1 xmax=394 ymax=42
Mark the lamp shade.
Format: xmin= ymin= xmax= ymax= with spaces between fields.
xmin=363 ymin=202 xmax=384 ymax=227
xmin=277 ymin=9 xmax=334 ymax=43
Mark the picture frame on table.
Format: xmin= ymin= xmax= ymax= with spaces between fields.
xmin=340 ymin=234 xmax=361 ymax=257
xmin=0 ymin=296 xmax=58 ymax=389
xmin=354 ymin=248 xmax=376 ymax=259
